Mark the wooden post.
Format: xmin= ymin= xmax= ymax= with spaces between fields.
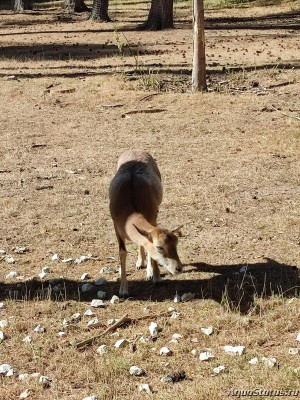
xmin=192 ymin=0 xmax=206 ymax=91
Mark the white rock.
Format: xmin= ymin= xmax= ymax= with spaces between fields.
xmin=19 ymin=389 xmax=30 ymax=398
xmin=81 ymin=283 xmax=94 ymax=292
xmin=39 ymin=375 xmax=52 ymax=387
xmin=107 ymin=318 xmax=117 ymax=325
xmin=95 ymin=277 xmax=108 ymax=286
xmin=84 ymin=309 xmax=96 ymax=317
xmin=19 ymin=373 xmax=30 ymax=380
xmin=13 ymin=246 xmax=28 ymax=254
xmin=51 ymin=254 xmax=60 ymax=261
xmin=172 ymin=333 xmax=182 ymax=340
xmin=91 ymin=299 xmax=106 ymax=308
xmin=0 ymin=331 xmax=6 ymax=342
xmin=191 ymin=337 xmax=199 ymax=343
xmin=168 ymin=307 xmax=175 ymax=312
xmin=110 ymin=295 xmax=120 ymax=304
xmin=170 ymin=312 xmax=181 ymax=319
xmin=115 ymin=339 xmax=129 ymax=348
xmin=129 ymin=366 xmax=145 ymax=376
xmin=139 ymin=336 xmax=150 ymax=343
xmin=201 ymin=326 xmax=213 ymax=336
xmin=0 ymin=364 xmax=13 ymax=375
xmin=181 ymin=292 xmax=195 ymax=302
xmin=82 ymin=396 xmax=98 ymax=400
xmin=42 ymin=266 xmax=50 ymax=273
xmin=223 ymin=345 xmax=245 ymax=356
xmin=87 ymin=318 xmax=99 ymax=327
xmin=97 ymin=290 xmax=106 ymax=299
xmin=200 ymin=351 xmax=215 ymax=361
xmin=61 ymin=258 xmax=73 ymax=263
xmin=81 ymin=273 xmax=90 ymax=281
xmin=0 ymin=302 xmax=6 ymax=309
xmin=33 ymin=324 xmax=45 ymax=333
xmin=64 ymin=313 xmax=81 ymax=325
xmin=30 ymin=372 xmax=41 ymax=379
xmin=22 ymin=336 xmax=32 ymax=343
xmin=0 ymin=320 xmax=8 ymax=329
xmin=173 ymin=293 xmax=181 ymax=303
xmin=38 ymin=271 xmax=49 ymax=279
xmin=191 ymin=349 xmax=197 ymax=356
xmin=138 ymin=384 xmax=153 ymax=394
xmin=212 ymin=365 xmax=226 ymax=375
xmin=6 ymin=368 xmax=17 ymax=376
xmin=262 ymin=357 xmax=277 ymax=368
xmin=143 ymin=306 xmax=150 ymax=312
xmin=149 ymin=322 xmax=160 ymax=338
xmin=97 ymin=345 xmax=111 ymax=355
xmin=159 ymin=347 xmax=172 ymax=356
xmin=5 ymin=256 xmax=15 ymax=264
xmin=288 ymin=348 xmax=299 ymax=355
xmin=6 ymin=271 xmax=18 ymax=279
xmin=57 ymin=331 xmax=67 ymax=337
xmin=100 ymin=267 xmax=117 ymax=274
xmin=249 ymin=357 xmax=259 ymax=365
xmin=0 ymin=249 xmax=6 ymax=254
xmin=296 ymin=332 xmax=300 ymax=342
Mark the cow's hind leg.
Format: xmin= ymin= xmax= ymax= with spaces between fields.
xmin=117 ymin=234 xmax=128 ymax=297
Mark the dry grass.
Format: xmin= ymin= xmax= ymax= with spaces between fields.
xmin=0 ymin=1 xmax=300 ymax=399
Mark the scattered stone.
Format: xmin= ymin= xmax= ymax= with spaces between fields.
xmin=172 ymin=333 xmax=182 ymax=341
xmin=170 ymin=312 xmax=181 ymax=319
xmin=173 ymin=293 xmax=181 ymax=303
xmin=97 ymin=345 xmax=111 ymax=355
xmin=262 ymin=357 xmax=277 ymax=368
xmin=138 ymin=384 xmax=153 ymax=394
xmin=297 ymin=333 xmax=300 ymax=342
xmin=199 ymin=351 xmax=215 ymax=361
xmin=143 ymin=306 xmax=150 ymax=312
xmin=288 ymin=348 xmax=299 ymax=355
xmin=87 ymin=318 xmax=99 ymax=327
xmin=81 ymin=273 xmax=90 ymax=281
xmin=107 ymin=319 xmax=117 ymax=325
xmin=249 ymin=357 xmax=259 ymax=365
xmin=57 ymin=331 xmax=67 ymax=337
xmin=161 ymin=370 xmax=186 ymax=383
xmin=5 ymin=256 xmax=15 ymax=264
xmin=51 ymin=254 xmax=60 ymax=261
xmin=168 ymin=307 xmax=175 ymax=312
xmin=0 ymin=364 xmax=13 ymax=375
xmin=33 ymin=324 xmax=45 ymax=333
xmin=201 ymin=326 xmax=213 ymax=336
xmin=0 ymin=320 xmax=8 ymax=329
xmin=139 ymin=336 xmax=150 ymax=343
xmin=81 ymin=283 xmax=94 ymax=292
xmin=100 ymin=267 xmax=117 ymax=274
xmin=91 ymin=299 xmax=106 ymax=308
xmin=39 ymin=375 xmax=52 ymax=387
xmin=0 ymin=302 xmax=6 ymax=309
xmin=191 ymin=349 xmax=197 ymax=356
xmin=13 ymin=246 xmax=29 ymax=254
xmin=212 ymin=365 xmax=226 ymax=375
xmin=129 ymin=366 xmax=145 ymax=376
xmin=18 ymin=374 xmax=29 ymax=380
xmin=61 ymin=258 xmax=73 ymax=263
xmin=0 ymin=331 xmax=6 ymax=342
xmin=95 ymin=278 xmax=108 ymax=286
xmin=159 ymin=347 xmax=173 ymax=356
xmin=181 ymin=292 xmax=195 ymax=302
xmin=191 ymin=337 xmax=199 ymax=343
xmin=82 ymin=396 xmax=98 ymax=400
xmin=6 ymin=271 xmax=19 ymax=279
xmin=223 ymin=345 xmax=245 ymax=356
xmin=97 ymin=290 xmax=106 ymax=299
xmin=149 ymin=322 xmax=160 ymax=338
xmin=6 ymin=368 xmax=17 ymax=377
xmin=115 ymin=339 xmax=129 ymax=348
xmin=38 ymin=271 xmax=49 ymax=279
xmin=22 ymin=336 xmax=32 ymax=343
xmin=110 ymin=295 xmax=120 ymax=304
xmin=19 ymin=389 xmax=30 ymax=399
xmin=84 ymin=309 xmax=96 ymax=317
xmin=0 ymin=250 xmax=6 ymax=255
xmin=63 ymin=313 xmax=81 ymax=326
xmin=42 ymin=266 xmax=51 ymax=273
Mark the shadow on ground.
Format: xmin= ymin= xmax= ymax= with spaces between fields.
xmin=1 ymin=258 xmax=299 ymax=314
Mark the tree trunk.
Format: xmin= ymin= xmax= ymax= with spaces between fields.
xmin=192 ymin=0 xmax=206 ymax=91
xmin=14 ymin=0 xmax=33 ymax=12
xmin=64 ymin=0 xmax=89 ymax=13
xmin=140 ymin=0 xmax=174 ymax=30
xmin=90 ymin=0 xmax=111 ymax=21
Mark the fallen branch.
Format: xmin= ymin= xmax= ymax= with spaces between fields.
xmin=122 ymin=108 xmax=167 ymax=118
xmin=75 ymin=310 xmax=172 ymax=349
xmin=271 ymin=105 xmax=300 ymax=121
xmin=138 ymin=93 xmax=162 ymax=101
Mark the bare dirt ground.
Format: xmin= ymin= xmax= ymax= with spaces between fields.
xmin=0 ymin=1 xmax=299 ymax=399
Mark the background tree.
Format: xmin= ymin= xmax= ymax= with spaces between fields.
xmin=14 ymin=0 xmax=33 ymax=12
xmin=90 ymin=0 xmax=111 ymax=21
xmin=192 ymin=0 xmax=206 ymax=90
xmin=140 ymin=0 xmax=174 ymax=30
xmin=64 ymin=0 xmax=89 ymax=13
